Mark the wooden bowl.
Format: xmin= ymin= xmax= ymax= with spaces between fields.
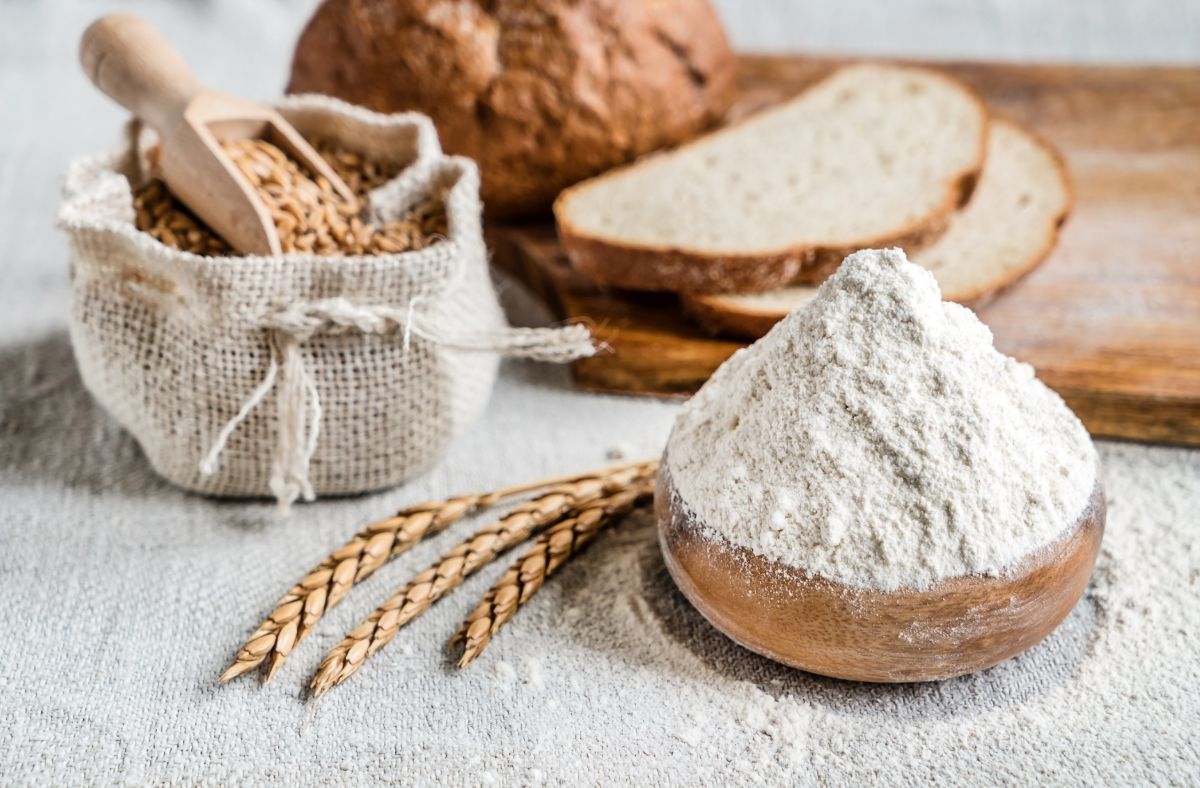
xmin=656 ymin=464 xmax=1105 ymax=682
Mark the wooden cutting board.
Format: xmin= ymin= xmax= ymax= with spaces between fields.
xmin=489 ymin=56 xmax=1200 ymax=447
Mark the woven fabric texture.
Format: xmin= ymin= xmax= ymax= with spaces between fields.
xmin=57 ymin=98 xmax=566 ymax=506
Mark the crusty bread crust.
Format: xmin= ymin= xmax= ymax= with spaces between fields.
xmin=681 ymin=293 xmax=788 ymax=338
xmin=943 ymin=119 xmax=1074 ymax=306
xmin=682 ymin=118 xmax=1073 ymax=338
xmin=561 ymin=185 xmax=969 ymax=294
xmin=555 ymin=64 xmax=988 ymax=295
xmin=288 ymin=0 xmax=737 ymax=218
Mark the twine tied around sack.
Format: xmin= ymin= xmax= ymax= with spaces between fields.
xmin=197 ymin=297 xmax=595 ymax=511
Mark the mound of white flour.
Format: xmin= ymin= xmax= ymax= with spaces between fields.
xmin=667 ymin=248 xmax=1097 ymax=591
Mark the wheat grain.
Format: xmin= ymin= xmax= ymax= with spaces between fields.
xmin=132 ymin=180 xmax=229 ymax=256
xmin=452 ymin=480 xmax=654 ymax=668
xmin=132 ymin=138 xmax=446 ymax=257
xmin=310 ymin=461 xmax=658 ymax=696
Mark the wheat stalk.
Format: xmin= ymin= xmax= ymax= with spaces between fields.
xmin=219 ymin=462 xmax=651 ymax=684
xmin=310 ymin=460 xmax=658 ymax=696
xmin=452 ymin=480 xmax=654 ymax=668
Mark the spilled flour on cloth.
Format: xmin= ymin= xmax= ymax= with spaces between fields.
xmin=0 ymin=338 xmax=1196 ymax=784
xmin=523 ymin=442 xmax=1195 ymax=783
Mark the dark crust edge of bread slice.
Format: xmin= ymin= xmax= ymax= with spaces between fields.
xmin=553 ymin=64 xmax=989 ymax=295
xmin=681 ymin=292 xmax=791 ymax=339
xmin=680 ymin=117 xmax=1074 ymax=339
xmin=940 ymin=118 xmax=1074 ymax=306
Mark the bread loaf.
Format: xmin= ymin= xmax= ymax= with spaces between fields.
xmin=684 ymin=119 xmax=1072 ymax=337
xmin=287 ymin=0 xmax=736 ymax=217
xmin=554 ymin=64 xmax=988 ymax=294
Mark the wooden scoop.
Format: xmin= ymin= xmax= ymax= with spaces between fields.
xmin=80 ymin=14 xmax=354 ymax=256
xmin=656 ymin=464 xmax=1105 ymax=682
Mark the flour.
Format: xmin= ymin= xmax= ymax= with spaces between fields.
xmin=668 ymin=248 xmax=1097 ymax=590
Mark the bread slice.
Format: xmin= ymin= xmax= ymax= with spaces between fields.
xmin=554 ymin=63 xmax=987 ymax=294
xmin=684 ymin=118 xmax=1072 ymax=338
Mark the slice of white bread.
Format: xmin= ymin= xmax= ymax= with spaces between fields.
xmin=554 ymin=63 xmax=987 ymax=294
xmin=684 ymin=118 xmax=1072 ymax=338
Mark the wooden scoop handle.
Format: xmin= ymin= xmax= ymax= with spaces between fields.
xmin=80 ymin=14 xmax=202 ymax=134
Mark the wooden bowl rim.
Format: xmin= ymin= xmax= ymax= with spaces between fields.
xmin=656 ymin=459 xmax=1106 ymax=681
xmin=657 ymin=461 xmax=1104 ymax=600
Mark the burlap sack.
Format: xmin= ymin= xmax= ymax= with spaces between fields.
xmin=57 ymin=96 xmax=593 ymax=509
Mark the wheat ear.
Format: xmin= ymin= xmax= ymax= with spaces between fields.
xmin=219 ymin=463 xmax=649 ymax=684
xmin=310 ymin=461 xmax=658 ymax=696
xmin=452 ymin=479 xmax=654 ymax=668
